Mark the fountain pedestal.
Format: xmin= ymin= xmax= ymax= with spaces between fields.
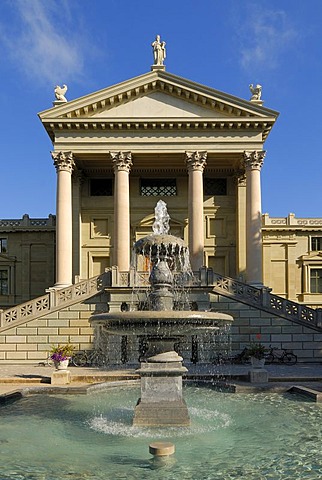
xmin=133 ymin=351 xmax=190 ymax=427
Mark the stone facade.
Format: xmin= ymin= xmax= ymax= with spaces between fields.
xmin=0 ymin=215 xmax=55 ymax=308
xmin=262 ymin=214 xmax=322 ymax=306
xmin=1 ymin=68 xmax=322 ymax=364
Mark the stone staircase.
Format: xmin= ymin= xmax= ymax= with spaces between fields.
xmin=1 ymin=267 xmax=322 ymax=334
xmin=0 ymin=271 xmax=110 ymax=333
xmin=208 ymin=271 xmax=322 ymax=332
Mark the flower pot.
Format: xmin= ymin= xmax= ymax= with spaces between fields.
xmin=54 ymin=359 xmax=69 ymax=370
xmin=250 ymin=357 xmax=265 ymax=369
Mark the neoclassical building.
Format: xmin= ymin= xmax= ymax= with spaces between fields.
xmin=1 ymin=51 xmax=322 ymax=364
xmin=41 ymin=65 xmax=278 ymax=287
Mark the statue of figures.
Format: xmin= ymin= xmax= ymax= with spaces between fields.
xmin=54 ymin=85 xmax=68 ymax=102
xmin=249 ymin=84 xmax=262 ymax=101
xmin=151 ymin=35 xmax=166 ymax=65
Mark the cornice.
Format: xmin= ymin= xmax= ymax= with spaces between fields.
xmin=42 ymin=117 xmax=276 ymax=143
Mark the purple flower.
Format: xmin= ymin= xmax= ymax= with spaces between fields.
xmin=51 ymin=352 xmax=68 ymax=362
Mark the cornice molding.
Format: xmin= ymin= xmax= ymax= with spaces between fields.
xmin=43 ymin=117 xmax=275 ymax=143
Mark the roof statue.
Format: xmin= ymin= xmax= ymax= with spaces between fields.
xmin=54 ymin=85 xmax=68 ymax=102
xmin=249 ymin=84 xmax=262 ymax=101
xmin=151 ymin=35 xmax=166 ymax=66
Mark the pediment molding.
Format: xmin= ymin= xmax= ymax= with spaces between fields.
xmin=299 ymin=252 xmax=322 ymax=262
xmin=39 ymin=70 xmax=279 ymax=142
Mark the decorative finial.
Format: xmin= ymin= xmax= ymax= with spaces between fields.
xmin=151 ymin=35 xmax=166 ymax=67
xmin=249 ymin=84 xmax=262 ymax=102
xmin=54 ymin=84 xmax=68 ymax=103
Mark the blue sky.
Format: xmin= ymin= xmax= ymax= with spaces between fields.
xmin=0 ymin=0 xmax=321 ymax=219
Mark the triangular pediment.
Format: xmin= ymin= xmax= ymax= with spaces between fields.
xmin=300 ymin=252 xmax=322 ymax=261
xmin=94 ymin=91 xmax=226 ymax=118
xmin=39 ymin=69 xmax=279 ymax=141
xmin=40 ymin=70 xmax=278 ymax=120
xmin=0 ymin=252 xmax=16 ymax=263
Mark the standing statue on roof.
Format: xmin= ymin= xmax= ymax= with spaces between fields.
xmin=152 ymin=35 xmax=166 ymax=65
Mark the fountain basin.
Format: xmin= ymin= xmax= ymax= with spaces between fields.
xmin=89 ymin=310 xmax=233 ymax=336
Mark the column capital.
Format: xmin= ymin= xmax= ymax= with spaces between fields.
xmin=185 ymin=151 xmax=207 ymax=172
xmin=243 ymin=150 xmax=266 ymax=171
xmin=52 ymin=151 xmax=75 ymax=173
xmin=110 ymin=151 xmax=133 ymax=173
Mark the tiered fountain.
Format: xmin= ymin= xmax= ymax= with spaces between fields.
xmin=90 ymin=201 xmax=233 ymax=427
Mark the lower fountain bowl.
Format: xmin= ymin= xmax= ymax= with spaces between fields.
xmin=89 ymin=310 xmax=233 ymax=336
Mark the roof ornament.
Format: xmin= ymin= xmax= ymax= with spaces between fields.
xmin=54 ymin=85 xmax=68 ymax=103
xmin=151 ymin=35 xmax=166 ymax=71
xmin=249 ymin=84 xmax=262 ymax=103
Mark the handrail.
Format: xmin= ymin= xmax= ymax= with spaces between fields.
xmin=210 ymin=272 xmax=322 ymax=332
xmin=0 ymin=271 xmax=110 ymax=332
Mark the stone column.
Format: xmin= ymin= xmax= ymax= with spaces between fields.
xmin=111 ymin=151 xmax=132 ymax=271
xmin=185 ymin=151 xmax=207 ymax=271
xmin=243 ymin=150 xmax=266 ymax=285
xmin=52 ymin=151 xmax=75 ymax=287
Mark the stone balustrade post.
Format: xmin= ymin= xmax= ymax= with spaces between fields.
xmin=52 ymin=151 xmax=75 ymax=287
xmin=186 ymin=151 xmax=207 ymax=272
xmin=111 ymin=152 xmax=132 ymax=271
xmin=243 ymin=150 xmax=266 ymax=286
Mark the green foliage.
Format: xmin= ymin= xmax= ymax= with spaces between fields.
xmin=247 ymin=342 xmax=266 ymax=359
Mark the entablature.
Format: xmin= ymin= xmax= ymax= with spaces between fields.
xmin=44 ymin=117 xmax=275 ymax=143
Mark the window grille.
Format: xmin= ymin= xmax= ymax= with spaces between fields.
xmin=204 ymin=178 xmax=227 ymax=196
xmin=140 ymin=178 xmax=177 ymax=196
xmin=90 ymin=179 xmax=113 ymax=196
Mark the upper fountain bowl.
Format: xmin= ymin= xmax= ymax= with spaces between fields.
xmin=134 ymin=234 xmax=188 ymax=260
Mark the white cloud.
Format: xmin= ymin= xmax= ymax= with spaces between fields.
xmin=1 ymin=0 xmax=86 ymax=85
xmin=238 ymin=7 xmax=298 ymax=71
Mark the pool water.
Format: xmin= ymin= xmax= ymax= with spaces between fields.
xmin=0 ymin=385 xmax=322 ymax=479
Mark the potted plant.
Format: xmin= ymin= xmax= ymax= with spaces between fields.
xmin=247 ymin=342 xmax=266 ymax=369
xmin=50 ymin=344 xmax=74 ymax=370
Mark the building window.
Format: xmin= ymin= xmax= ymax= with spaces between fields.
xmin=0 ymin=269 xmax=8 ymax=295
xmin=90 ymin=179 xmax=113 ymax=196
xmin=140 ymin=178 xmax=177 ymax=196
xmin=0 ymin=238 xmax=7 ymax=253
xmin=311 ymin=237 xmax=322 ymax=251
xmin=204 ymin=178 xmax=227 ymax=196
xmin=310 ymin=269 xmax=322 ymax=293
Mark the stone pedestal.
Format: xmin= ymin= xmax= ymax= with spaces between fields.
xmin=133 ymin=351 xmax=190 ymax=426
xmin=249 ymin=368 xmax=268 ymax=383
xmin=51 ymin=370 xmax=71 ymax=385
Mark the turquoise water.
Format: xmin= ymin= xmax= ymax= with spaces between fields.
xmin=0 ymin=385 xmax=322 ymax=479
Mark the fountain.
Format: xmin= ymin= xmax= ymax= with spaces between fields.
xmin=90 ymin=200 xmax=233 ymax=426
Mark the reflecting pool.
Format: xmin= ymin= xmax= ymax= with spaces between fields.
xmin=1 ymin=385 xmax=322 ymax=479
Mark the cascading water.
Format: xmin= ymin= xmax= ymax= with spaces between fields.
xmin=90 ymin=201 xmax=233 ymax=426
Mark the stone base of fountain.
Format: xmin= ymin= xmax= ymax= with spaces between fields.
xmin=133 ymin=351 xmax=190 ymax=427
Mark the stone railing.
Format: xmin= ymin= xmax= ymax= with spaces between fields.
xmin=2 ymin=266 xmax=321 ymax=333
xmin=0 ymin=271 xmax=110 ymax=332
xmin=210 ymin=272 xmax=322 ymax=332
xmin=0 ymin=214 xmax=56 ymax=229
xmin=262 ymin=213 xmax=322 ymax=227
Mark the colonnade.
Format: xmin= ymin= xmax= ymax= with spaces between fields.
xmin=51 ymin=149 xmax=265 ymax=287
